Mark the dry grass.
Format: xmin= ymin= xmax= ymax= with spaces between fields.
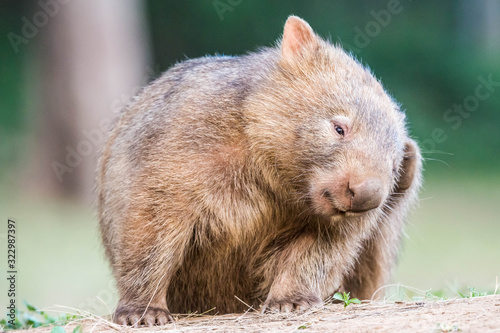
xmin=18 ymin=293 xmax=500 ymax=333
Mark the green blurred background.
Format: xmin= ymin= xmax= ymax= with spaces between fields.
xmin=1 ymin=0 xmax=499 ymax=316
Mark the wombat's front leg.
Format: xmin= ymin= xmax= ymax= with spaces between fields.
xmin=261 ymin=277 xmax=323 ymax=313
xmin=112 ymin=212 xmax=192 ymax=326
xmin=114 ymin=304 xmax=172 ymax=327
xmin=260 ymin=232 xmax=343 ymax=313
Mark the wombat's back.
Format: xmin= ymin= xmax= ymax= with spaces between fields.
xmin=97 ymin=51 xmax=278 ymax=268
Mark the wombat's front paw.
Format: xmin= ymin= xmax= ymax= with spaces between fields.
xmin=261 ymin=294 xmax=322 ymax=313
xmin=114 ymin=305 xmax=173 ymax=326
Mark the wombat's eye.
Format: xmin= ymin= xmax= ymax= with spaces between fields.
xmin=330 ymin=117 xmax=350 ymax=138
xmin=334 ymin=124 xmax=345 ymax=137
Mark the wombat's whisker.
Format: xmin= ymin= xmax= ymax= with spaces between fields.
xmin=422 ymin=157 xmax=450 ymax=168
xmin=419 ymin=150 xmax=453 ymax=155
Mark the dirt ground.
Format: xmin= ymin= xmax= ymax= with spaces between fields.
xmin=21 ymin=294 xmax=500 ymax=333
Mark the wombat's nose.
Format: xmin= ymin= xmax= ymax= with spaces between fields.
xmin=348 ymin=178 xmax=383 ymax=212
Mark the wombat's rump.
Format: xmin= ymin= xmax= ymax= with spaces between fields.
xmin=97 ymin=16 xmax=422 ymax=326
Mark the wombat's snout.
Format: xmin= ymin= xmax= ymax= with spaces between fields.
xmin=319 ymin=177 xmax=384 ymax=215
xmin=346 ymin=178 xmax=383 ymax=212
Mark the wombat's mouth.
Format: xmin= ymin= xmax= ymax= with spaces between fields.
xmin=325 ymin=207 xmax=368 ymax=221
xmin=330 ymin=207 xmax=366 ymax=218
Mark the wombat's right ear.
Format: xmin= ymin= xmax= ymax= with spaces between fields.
xmin=281 ymin=16 xmax=317 ymax=60
xmin=397 ymin=139 xmax=419 ymax=191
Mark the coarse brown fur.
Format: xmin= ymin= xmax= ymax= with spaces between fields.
xmin=97 ymin=16 xmax=422 ymax=326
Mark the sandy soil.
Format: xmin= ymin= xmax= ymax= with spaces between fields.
xmin=20 ymin=294 xmax=500 ymax=333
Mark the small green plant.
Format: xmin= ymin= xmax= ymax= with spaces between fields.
xmin=416 ymin=288 xmax=447 ymax=301
xmin=333 ymin=292 xmax=361 ymax=309
xmin=297 ymin=322 xmax=311 ymax=329
xmin=424 ymin=289 xmax=434 ymax=300
xmin=50 ymin=325 xmax=83 ymax=333
xmin=435 ymin=322 xmax=461 ymax=332
xmin=457 ymin=286 xmax=487 ymax=298
xmin=0 ymin=301 xmax=81 ymax=331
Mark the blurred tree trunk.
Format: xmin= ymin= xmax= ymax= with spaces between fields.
xmin=30 ymin=0 xmax=151 ymax=204
xmin=457 ymin=0 xmax=500 ymax=54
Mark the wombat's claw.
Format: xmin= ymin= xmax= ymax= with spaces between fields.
xmin=114 ymin=306 xmax=173 ymax=327
xmin=262 ymin=294 xmax=322 ymax=313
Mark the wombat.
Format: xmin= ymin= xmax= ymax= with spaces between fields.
xmin=97 ymin=16 xmax=422 ymax=326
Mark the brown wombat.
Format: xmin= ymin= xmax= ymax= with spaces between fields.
xmin=97 ymin=16 xmax=422 ymax=326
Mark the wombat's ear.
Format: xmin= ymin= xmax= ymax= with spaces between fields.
xmin=281 ymin=16 xmax=317 ymax=60
xmin=397 ymin=139 xmax=419 ymax=191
